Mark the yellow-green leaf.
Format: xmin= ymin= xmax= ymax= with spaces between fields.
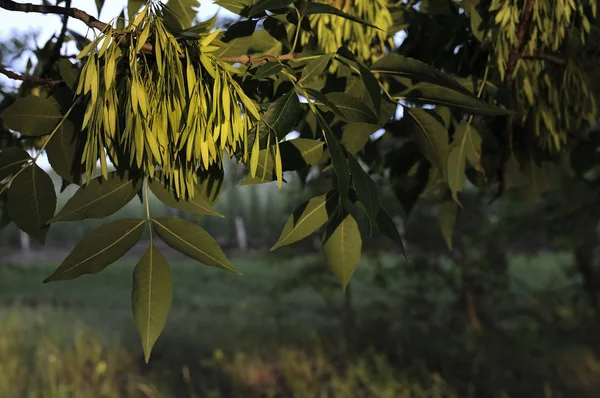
xmin=322 ymin=213 xmax=362 ymax=291
xmin=0 ymin=96 xmax=63 ymax=136
xmin=149 ymin=179 xmax=223 ymax=217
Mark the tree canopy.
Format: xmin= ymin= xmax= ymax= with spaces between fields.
xmin=0 ymin=0 xmax=598 ymax=361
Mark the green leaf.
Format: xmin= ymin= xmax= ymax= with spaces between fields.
xmin=438 ymin=199 xmax=457 ymax=250
xmin=402 ymin=83 xmax=508 ymax=115
xmin=214 ymin=0 xmax=254 ymax=16
xmin=127 ymin=0 xmax=145 ymax=21
xmin=303 ymin=88 xmax=346 ymax=120
xmin=0 ymin=96 xmax=62 ymax=136
xmin=0 ymin=147 xmax=31 ymax=181
xmin=95 ymin=0 xmax=105 ymax=16
xmin=341 ymin=123 xmax=380 ymax=155
xmin=357 ymin=62 xmax=381 ymax=114
xmin=213 ymin=36 xmax=253 ymax=57
xmin=59 ymin=59 xmax=80 ymax=90
xmin=318 ymin=113 xmax=350 ymax=199
xmin=323 ymin=92 xmax=378 ymax=123
xmin=132 ymin=243 xmax=173 ymax=363
xmin=371 ymin=54 xmax=476 ymax=96
xmin=45 ymin=118 xmax=81 ymax=184
xmin=300 ymin=54 xmax=333 ymax=84
xmin=271 ymin=190 xmax=337 ymax=251
xmin=262 ymin=90 xmax=301 ymax=138
xmin=323 ymin=213 xmax=362 ymax=291
xmin=249 ymin=0 xmax=294 ymax=17
xmin=376 ymin=206 xmax=408 ymax=262
xmin=149 ymin=179 xmax=223 ymax=218
xmin=51 ymin=172 xmax=142 ymax=223
xmin=280 ymin=138 xmax=325 ymax=171
xmin=238 ymin=148 xmax=277 ymax=186
xmin=254 ymin=62 xmax=283 ymax=79
xmin=7 ymin=164 xmax=56 ymax=244
xmin=44 ymin=218 xmax=145 ymax=282
xmin=447 ymin=122 xmax=481 ymax=201
xmin=178 ymin=14 xmax=218 ymax=38
xmin=195 ymin=167 xmax=225 ymax=205
xmin=405 ymin=108 xmax=449 ymax=179
xmin=348 ymin=154 xmax=379 ymax=231
xmin=164 ymin=0 xmax=200 ymax=30
xmin=305 ymin=2 xmax=379 ymax=29
xmin=152 ymin=217 xmax=239 ymax=274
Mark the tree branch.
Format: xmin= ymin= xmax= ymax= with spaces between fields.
xmin=520 ymin=50 xmax=566 ymax=66
xmin=505 ymin=0 xmax=536 ymax=87
xmin=219 ymin=53 xmax=299 ymax=65
xmin=0 ymin=66 xmax=62 ymax=86
xmin=0 ymin=0 xmax=107 ymax=31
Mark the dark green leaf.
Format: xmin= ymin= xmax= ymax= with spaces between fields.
xmin=254 ymin=62 xmax=283 ymax=79
xmin=271 ymin=190 xmax=337 ymax=250
xmin=402 ymin=83 xmax=508 ymax=115
xmin=44 ymin=218 xmax=145 ymax=281
xmin=376 ymin=206 xmax=408 ymax=262
xmin=0 ymin=147 xmax=31 ymax=181
xmin=405 ymin=108 xmax=449 ymax=179
xmin=318 ymin=113 xmax=350 ymax=199
xmin=303 ymin=88 xmax=346 ymax=120
xmin=249 ymin=0 xmax=294 ymax=17
xmin=372 ymin=54 xmax=476 ymax=96
xmin=178 ymin=14 xmax=218 ymax=38
xmin=132 ymin=243 xmax=173 ymax=363
xmin=305 ymin=2 xmax=379 ymax=29
xmin=280 ymin=138 xmax=325 ymax=171
xmin=438 ymin=199 xmax=457 ymax=250
xmin=152 ymin=217 xmax=239 ymax=274
xmin=95 ymin=0 xmax=105 ymax=16
xmin=214 ymin=0 xmax=254 ymax=16
xmin=348 ymin=154 xmax=379 ymax=231
xmin=164 ymin=0 xmax=199 ymax=30
xmin=195 ymin=167 xmax=225 ymax=204
xmin=51 ymin=172 xmax=142 ymax=222
xmin=149 ymin=179 xmax=223 ymax=218
xmin=127 ymin=0 xmax=145 ymax=21
xmin=59 ymin=59 xmax=80 ymax=90
xmin=324 ymin=92 xmax=378 ymax=123
xmin=0 ymin=95 xmax=62 ymax=136
xmin=262 ymin=90 xmax=300 ymax=138
xmin=341 ymin=123 xmax=380 ymax=155
xmin=447 ymin=122 xmax=482 ymax=201
xmin=357 ymin=62 xmax=381 ymax=114
xmin=45 ymin=118 xmax=81 ymax=184
xmin=7 ymin=164 xmax=56 ymax=244
xmin=263 ymin=16 xmax=291 ymax=49
xmin=300 ymin=54 xmax=333 ymax=84
xmin=323 ymin=212 xmax=362 ymax=291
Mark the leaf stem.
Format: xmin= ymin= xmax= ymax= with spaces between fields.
xmin=144 ymin=177 xmax=153 ymax=242
xmin=289 ymin=7 xmax=303 ymax=55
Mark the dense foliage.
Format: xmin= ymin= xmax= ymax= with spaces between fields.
xmin=0 ymin=0 xmax=598 ymax=362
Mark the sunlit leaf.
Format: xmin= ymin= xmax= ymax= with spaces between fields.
xmin=323 ymin=212 xmax=362 ymax=291
xmin=132 ymin=243 xmax=173 ymax=363
xmin=305 ymin=2 xmax=379 ymax=29
xmin=271 ymin=190 xmax=338 ymax=251
xmin=44 ymin=218 xmax=145 ymax=281
xmin=280 ymin=138 xmax=325 ymax=171
xmin=341 ymin=123 xmax=380 ymax=155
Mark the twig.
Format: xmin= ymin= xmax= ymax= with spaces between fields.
xmin=219 ymin=53 xmax=299 ymax=65
xmin=0 ymin=66 xmax=62 ymax=86
xmin=520 ymin=50 xmax=566 ymax=66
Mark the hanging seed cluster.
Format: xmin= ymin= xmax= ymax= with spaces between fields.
xmin=488 ymin=0 xmax=598 ymax=149
xmin=300 ymin=0 xmax=393 ymax=68
xmin=75 ymin=4 xmax=261 ymax=198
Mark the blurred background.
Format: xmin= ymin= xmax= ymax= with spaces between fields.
xmin=1 ymin=1 xmax=600 ymax=398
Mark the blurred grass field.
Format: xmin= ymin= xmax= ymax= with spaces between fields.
xmin=1 ymin=251 xmax=599 ymax=397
